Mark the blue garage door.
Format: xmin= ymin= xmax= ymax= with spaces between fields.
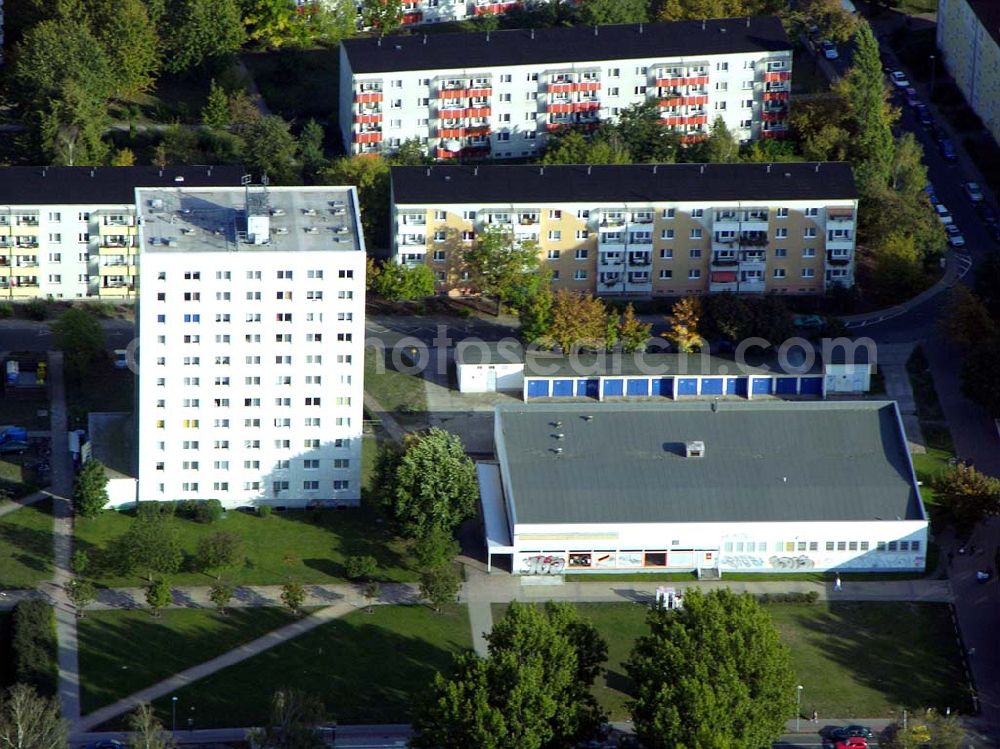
xmin=676 ymin=378 xmax=698 ymax=396
xmin=576 ymin=379 xmax=600 ymax=399
xmin=526 ymin=379 xmax=550 ymax=398
xmin=603 ymin=379 xmax=624 ymax=397
xmin=627 ymin=378 xmax=649 ymax=396
xmin=800 ymin=377 xmax=823 ymax=396
xmin=775 ymin=377 xmax=798 ymax=395
xmin=751 ymin=377 xmax=773 ymax=395
xmin=552 ymin=379 xmax=574 ymax=397
xmin=725 ymin=377 xmax=742 ymax=396
xmin=700 ymin=377 xmax=724 ymax=395
xmin=651 ymin=378 xmax=674 ymax=397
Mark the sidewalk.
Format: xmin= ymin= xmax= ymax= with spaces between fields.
xmin=0 ymin=489 xmax=48 ymax=519
xmin=876 ymin=342 xmax=926 ymax=452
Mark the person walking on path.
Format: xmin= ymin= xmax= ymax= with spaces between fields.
xmin=834 ymin=574 xmax=842 ymax=592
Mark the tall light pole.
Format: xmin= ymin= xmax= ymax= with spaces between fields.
xmin=929 ymin=54 xmax=937 ymax=99
xmin=171 ymin=697 xmax=177 ymax=735
xmin=795 ymin=685 xmax=804 ymax=732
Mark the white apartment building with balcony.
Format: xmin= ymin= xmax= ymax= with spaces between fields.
xmin=0 ymin=166 xmax=244 ymax=300
xmin=339 ymin=17 xmax=793 ymax=160
xmin=135 ymin=185 xmax=367 ymax=509
xmin=390 ymin=163 xmax=859 ymax=296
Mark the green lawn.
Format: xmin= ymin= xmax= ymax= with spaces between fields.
xmin=142 ymin=604 xmax=471 ymax=728
xmin=895 ymin=0 xmax=937 ymax=14
xmin=0 ymin=499 xmax=53 ymax=589
xmin=911 ymin=447 xmax=954 ymax=508
xmin=78 ymin=607 xmax=297 ymax=714
xmin=0 ymin=457 xmax=41 ymax=499
xmin=364 ymin=347 xmax=428 ymax=427
xmin=493 ymin=601 xmax=971 ymax=720
xmin=75 ymin=503 xmax=417 ymax=587
xmin=241 ymin=47 xmax=340 ymax=124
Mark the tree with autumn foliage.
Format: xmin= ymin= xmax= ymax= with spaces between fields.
xmin=662 ymin=297 xmax=703 ymax=353
xmin=617 ymin=304 xmax=652 ymax=353
xmin=545 ymin=291 xmax=612 ymax=353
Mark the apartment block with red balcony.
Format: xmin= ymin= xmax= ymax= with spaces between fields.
xmin=339 ymin=17 xmax=792 ymax=158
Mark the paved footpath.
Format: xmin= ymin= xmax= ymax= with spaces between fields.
xmin=0 ymin=489 xmax=49 ymax=519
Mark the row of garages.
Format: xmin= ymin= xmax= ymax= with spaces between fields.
xmin=523 ymin=373 xmax=826 ymax=400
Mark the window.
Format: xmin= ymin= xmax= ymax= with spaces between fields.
xmin=662 ymin=208 xmax=675 ymax=219
xmin=548 ymin=230 xmax=562 ymax=241
xmin=500 ymin=74 xmax=512 ymax=83
xmin=339 ymin=269 xmax=354 ymax=279
xmin=803 ymin=247 xmax=817 ymax=258
xmin=304 ymin=439 xmax=320 ymax=449
xmin=660 ymin=249 xmax=673 ymax=259
xmin=659 ymin=269 xmax=672 ymax=279
xmin=690 ymin=229 xmax=702 ymax=239
xmin=691 ymin=209 xmax=704 ymax=218
xmin=333 ymin=481 xmax=349 ymax=491
xmin=689 ymin=249 xmax=702 ymax=259
xmin=804 ymin=228 xmax=817 ymax=239
xmin=574 ymin=248 xmax=588 ymax=260
xmin=802 ymin=268 xmax=816 ymax=278
xmin=216 ymin=271 xmax=231 ymax=280
xmin=661 ymin=229 xmax=674 ymax=240
xmin=574 ymin=269 xmax=587 ymax=280
xmin=304 ymin=459 xmax=319 ymax=470
xmin=804 ymin=207 xmax=819 ymax=217
xmin=216 ymin=292 xmax=230 ymax=301
xmin=184 ymin=271 xmax=201 ymax=280
xmin=547 ymin=249 xmax=560 ymax=260
xmin=308 ymin=291 xmax=324 ymax=301
xmin=633 ymin=85 xmax=647 ymax=95
xmin=308 ymin=269 xmax=325 ymax=279
xmin=688 ymin=269 xmax=701 ymax=279
xmin=774 ymin=248 xmax=787 ymax=258
xmin=575 ymin=229 xmax=589 ymax=239
xmin=773 ymin=268 xmax=786 ymax=278
xmin=716 ymin=62 xmax=729 ymax=71
xmin=775 ymin=208 xmax=789 ymax=218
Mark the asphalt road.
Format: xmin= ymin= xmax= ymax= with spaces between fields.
xmin=0 ymin=318 xmax=134 ymax=353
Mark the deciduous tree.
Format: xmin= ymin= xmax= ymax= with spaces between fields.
xmin=544 ymin=291 xmax=611 ymax=353
xmin=209 ymin=582 xmax=234 ymax=614
xmin=126 ymin=702 xmax=175 ymax=749
xmin=798 ymin=0 xmax=859 ymax=43
xmin=626 ymin=588 xmax=796 ymax=749
xmin=517 ymin=267 xmax=554 ymax=344
xmin=113 ymin=506 xmax=183 ymax=581
xmin=940 ymin=285 xmax=996 ymax=350
xmin=361 ymin=0 xmax=403 ymax=33
xmin=700 ymin=293 xmax=750 ymax=343
xmin=576 ymin=0 xmax=647 ymax=24
xmin=248 ymin=689 xmax=327 ymax=749
xmin=86 ymin=0 xmax=161 ymax=96
xmin=420 ymin=565 xmax=461 ymax=613
xmin=281 ymin=581 xmax=306 ymax=614
xmin=52 ymin=307 xmax=105 ymax=385
xmin=412 ymin=602 xmax=607 ymax=749
xmin=243 ymin=115 xmax=300 ymax=185
xmin=0 ymin=684 xmax=68 ymax=749
xmin=700 ymin=116 xmax=740 ymax=163
xmin=345 ymin=555 xmax=378 ymax=581
xmin=241 ymin=0 xmax=297 ymax=48
xmin=613 ymin=101 xmax=680 ymax=163
xmin=65 ymin=578 xmax=97 ymax=618
xmin=662 ymin=296 xmax=703 ymax=353
xmin=297 ymin=119 xmax=328 ymax=181
xmin=387 ymin=428 xmax=478 ymax=538
xmin=369 ymin=261 xmax=436 ymax=302
xmin=933 ymin=464 xmax=1000 ymax=532
xmin=414 ymin=527 xmax=461 ymax=571
xmin=616 ymin=304 xmax=652 ymax=353
xmin=883 ymin=709 xmax=964 ymax=749
xmin=72 ymin=459 xmax=109 ymax=518
xmin=463 ymin=227 xmax=542 ymax=314
xmin=870 ymin=231 xmax=926 ymax=299
xmin=145 ymin=579 xmax=173 ymax=618
xmin=321 ymin=156 xmax=390 ymax=249
xmin=195 ymin=531 xmax=244 ymax=579
xmin=163 ymin=0 xmax=245 ymax=74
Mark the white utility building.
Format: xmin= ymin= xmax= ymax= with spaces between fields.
xmin=135 ymin=184 xmax=366 ymax=509
xmin=480 ymin=401 xmax=928 ymax=575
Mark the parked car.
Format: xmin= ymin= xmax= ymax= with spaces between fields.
xmin=915 ymin=103 xmax=933 ymax=126
xmin=832 ymin=725 xmax=875 ymax=740
xmin=939 ymin=138 xmax=957 ymax=160
xmin=976 ymin=568 xmax=992 ymax=583
xmin=963 ymin=181 xmax=985 ymax=202
xmin=977 ymin=203 xmax=998 ymax=226
xmin=834 ymin=738 xmax=868 ymax=749
xmin=890 ymin=70 xmax=910 ymax=87
xmin=821 ymin=40 xmax=839 ymax=59
xmin=904 ymin=87 xmax=920 ymax=107
xmin=793 ymin=314 xmax=825 ymax=330
xmin=0 ymin=440 xmax=30 ymax=455
xmin=945 ymin=224 xmax=966 ymax=247
xmin=88 ymin=741 xmax=125 ymax=749
xmin=990 ymin=224 xmax=1000 ymax=244
xmin=934 ymin=203 xmax=953 ymax=224
xmin=113 ymin=349 xmax=129 ymax=369
xmin=931 ymin=122 xmax=948 ymax=143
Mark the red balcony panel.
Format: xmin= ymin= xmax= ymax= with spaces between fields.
xmin=467 ymin=88 xmax=492 ymax=98
xmin=438 ymin=127 xmax=465 ymax=139
xmin=659 ymin=97 xmax=684 ymax=108
xmin=680 ymin=134 xmax=708 ymax=144
xmin=474 ymin=1 xmax=519 ymax=15
xmin=353 ymin=132 xmax=383 ymax=144
xmin=685 ymin=115 xmax=708 ymax=125
xmin=354 ymin=92 xmax=383 ymax=104
xmin=655 ymin=76 xmax=710 ymax=87
xmin=763 ymin=71 xmax=792 ymax=82
xmin=402 ymin=10 xmax=423 ymax=23
xmin=761 ymin=130 xmax=789 ymax=140
xmin=548 ymin=102 xmax=574 ymax=114
xmin=546 ymin=122 xmax=571 ymax=132
xmin=465 ymin=126 xmax=491 ymax=137
xmin=762 ymin=110 xmax=788 ymax=122
xmin=572 ymin=100 xmax=601 ymax=112
xmin=438 ymin=88 xmax=469 ymax=100
xmin=684 ymin=95 xmax=709 ymax=106
xmin=464 ymin=106 xmax=491 ymax=118
xmin=574 ymin=81 xmax=601 ymax=92
xmin=354 ymin=113 xmax=382 ymax=125
xmin=435 ymin=148 xmax=457 ymax=159
xmin=549 ymin=82 xmax=574 ymax=93
xmin=763 ymin=91 xmax=790 ymax=102
xmin=438 ymin=107 xmax=465 ymax=119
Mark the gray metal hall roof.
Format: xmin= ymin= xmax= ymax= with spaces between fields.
xmin=495 ymin=401 xmax=923 ymax=526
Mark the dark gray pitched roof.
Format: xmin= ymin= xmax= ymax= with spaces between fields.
xmin=496 ymin=401 xmax=923 ymax=525
xmin=343 ymin=16 xmax=791 ymax=74
xmin=0 ymin=166 xmax=247 ymax=206
xmin=392 ymin=163 xmax=858 ymax=205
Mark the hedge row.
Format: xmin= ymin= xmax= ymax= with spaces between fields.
xmin=12 ymin=600 xmax=57 ymax=696
xmin=757 ymin=591 xmax=820 ymax=605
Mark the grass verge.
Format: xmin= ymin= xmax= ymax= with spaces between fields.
xmin=364 ymin=346 xmax=428 ymax=427
xmin=906 ymin=346 xmax=954 ymax=453
xmin=0 ymin=499 xmax=53 ymax=589
xmin=78 ymin=607 xmax=298 ymax=714
xmin=493 ymin=601 xmax=971 ymax=721
xmin=141 ymin=604 xmax=471 ymax=728
xmin=75 ymin=503 xmax=416 ymax=588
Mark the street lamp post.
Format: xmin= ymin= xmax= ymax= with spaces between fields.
xmin=171 ymin=697 xmax=177 ymax=734
xmin=929 ymin=54 xmax=937 ymax=99
xmin=795 ymin=685 xmax=804 ymax=732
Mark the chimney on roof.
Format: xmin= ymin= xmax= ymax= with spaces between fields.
xmin=587 ymin=165 xmax=592 ymax=175
xmin=766 ymin=164 xmax=771 ymax=174
xmin=423 ymin=34 xmax=427 ymax=44
xmin=90 ymin=169 xmax=95 ymax=177
xmin=747 ymin=16 xmax=751 ymax=27
xmin=540 ymin=166 xmax=544 ymax=176
xmin=474 ymin=166 xmax=478 ymax=176
xmin=486 ymin=31 xmax=490 ymax=41
xmin=594 ymin=26 xmax=598 ymax=36
xmin=207 ymin=165 xmax=213 ymax=176
xmin=377 ymin=37 xmax=382 ymax=47
xmin=653 ymin=165 xmax=657 ymax=174
xmin=41 ymin=167 xmax=47 ymax=177
xmin=702 ymin=19 xmax=706 ymax=30
xmin=426 ymin=167 xmax=431 ymax=176
xmin=639 ymin=22 xmax=643 ymax=33
xmin=700 ymin=164 xmax=705 ymax=175
xmin=685 ymin=441 xmax=705 ymax=458
xmin=815 ymin=163 xmax=820 ymax=173
xmin=531 ymin=28 xmax=535 ymax=39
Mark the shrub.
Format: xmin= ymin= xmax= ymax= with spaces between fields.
xmin=258 ymin=504 xmax=273 ymax=518
xmin=757 ymin=591 xmax=819 ymax=605
xmin=12 ymin=600 xmax=58 ymax=695
xmin=24 ymin=298 xmax=50 ymax=321
xmin=0 ymin=302 xmax=13 ymax=318
xmin=195 ymin=498 xmax=225 ymax=524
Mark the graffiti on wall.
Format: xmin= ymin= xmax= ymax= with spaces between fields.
xmin=521 ymin=555 xmax=567 ymax=575
xmin=720 ymin=555 xmax=765 ymax=569
xmin=769 ymin=555 xmax=815 ymax=570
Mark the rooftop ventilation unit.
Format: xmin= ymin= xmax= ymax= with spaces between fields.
xmin=685 ymin=441 xmax=705 ymax=458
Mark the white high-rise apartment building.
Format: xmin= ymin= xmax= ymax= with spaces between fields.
xmin=136 ymin=185 xmax=367 ymax=509
xmin=339 ymin=17 xmax=792 ymax=159
xmin=0 ymin=166 xmax=244 ymax=300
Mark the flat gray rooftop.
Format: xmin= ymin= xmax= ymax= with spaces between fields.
xmin=136 ymin=186 xmax=361 ymax=253
xmin=496 ymin=401 xmax=923 ymax=526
